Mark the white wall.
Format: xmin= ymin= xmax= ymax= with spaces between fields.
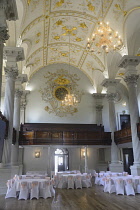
xmin=23 ymin=146 xmax=99 ymax=174
xmin=25 ymin=63 xmax=96 ymax=124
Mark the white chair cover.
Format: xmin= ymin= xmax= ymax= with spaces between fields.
xmin=125 ymin=179 xmax=135 ymax=196
xmin=103 ymin=178 xmax=109 ymax=193
xmin=57 ymin=176 xmax=67 ymax=189
xmin=115 ymin=178 xmax=124 ymax=195
xmin=86 ymin=175 xmax=92 ymax=187
xmin=18 ymin=181 xmax=29 ymax=200
xmin=75 ymin=176 xmax=82 ymax=189
xmin=39 ymin=181 xmax=51 ymax=199
xmin=94 ymin=173 xmax=100 ymax=185
xmin=30 ymin=181 xmax=39 ymax=200
xmin=50 ymin=180 xmax=55 ymax=197
xmin=108 ymin=178 xmax=116 ymax=194
xmin=5 ymin=179 xmax=16 ymax=199
xmin=135 ymin=178 xmax=140 ymax=193
xmin=67 ymin=176 xmax=74 ymax=189
xmin=5 ymin=179 xmax=17 ymax=199
xmin=54 ymin=175 xmax=59 ymax=188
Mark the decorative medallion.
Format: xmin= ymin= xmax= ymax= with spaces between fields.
xmin=54 ymin=86 xmax=69 ymax=101
xmin=39 ymin=69 xmax=84 ymax=117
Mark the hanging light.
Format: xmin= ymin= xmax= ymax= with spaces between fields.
xmin=87 ymin=22 xmax=123 ymax=53
xmin=87 ymin=1 xmax=123 ymax=53
xmin=61 ymin=27 xmax=79 ymax=107
xmin=62 ymin=93 xmax=78 ymax=106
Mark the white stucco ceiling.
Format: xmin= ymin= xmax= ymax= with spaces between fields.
xmin=5 ymin=0 xmax=140 ymax=92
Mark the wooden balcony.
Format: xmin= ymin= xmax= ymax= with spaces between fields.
xmin=114 ymin=127 xmax=132 ymax=144
xmin=19 ymin=123 xmax=111 ymax=146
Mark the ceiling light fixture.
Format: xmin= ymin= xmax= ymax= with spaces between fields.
xmin=61 ymin=27 xmax=79 ymax=107
xmin=87 ymin=1 xmax=123 ymax=53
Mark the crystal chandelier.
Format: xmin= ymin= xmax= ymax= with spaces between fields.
xmin=87 ymin=21 xmax=123 ymax=53
xmin=62 ymin=93 xmax=78 ymax=106
xmin=61 ymin=27 xmax=79 ymax=107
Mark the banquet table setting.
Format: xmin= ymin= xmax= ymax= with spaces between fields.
xmin=54 ymin=171 xmax=92 ymax=189
xmin=94 ymin=171 xmax=140 ymax=196
xmin=5 ymin=174 xmax=55 ymax=200
xmin=5 ymin=170 xmax=93 ymax=200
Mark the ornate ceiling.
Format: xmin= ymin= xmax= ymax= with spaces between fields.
xmin=5 ymin=0 xmax=140 ymax=91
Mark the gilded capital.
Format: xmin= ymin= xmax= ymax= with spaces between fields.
xmin=4 ymin=67 xmax=18 ymax=80
xmin=3 ymin=46 xmax=25 ymax=62
xmin=106 ymin=93 xmax=117 ymax=102
xmin=96 ymin=105 xmax=103 ymax=111
xmin=15 ymin=90 xmax=23 ymax=98
xmin=0 ymin=27 xmax=9 ymax=43
xmin=124 ymin=74 xmax=139 ymax=86
xmin=101 ymin=79 xmax=120 ymax=88
xmin=92 ymin=93 xmax=106 ymax=100
xmin=119 ymin=55 xmax=140 ymax=69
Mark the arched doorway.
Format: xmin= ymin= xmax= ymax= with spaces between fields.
xmin=54 ymin=148 xmax=69 ymax=174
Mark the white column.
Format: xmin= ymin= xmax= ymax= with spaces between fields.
xmin=0 ymin=25 xmax=9 ymax=109
xmin=20 ymin=90 xmax=30 ymax=124
xmin=106 ymin=93 xmax=119 ymax=163
xmin=0 ymin=47 xmax=24 ymax=167
xmin=93 ymin=93 xmax=105 ymax=125
xmin=11 ymin=74 xmax=28 ymax=165
xmin=102 ymin=79 xmax=123 ymax=172
xmin=85 ymin=146 xmax=88 ymax=173
xmin=0 ymin=0 xmax=18 ymax=109
xmin=1 ymin=67 xmax=18 ymax=166
xmin=95 ymin=105 xmax=103 ymax=125
xmin=11 ymin=90 xmax=23 ymax=165
xmin=119 ymin=56 xmax=140 ymax=175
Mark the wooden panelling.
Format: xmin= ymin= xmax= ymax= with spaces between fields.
xmin=19 ymin=123 xmax=111 ymax=146
xmin=114 ymin=127 xmax=132 ymax=144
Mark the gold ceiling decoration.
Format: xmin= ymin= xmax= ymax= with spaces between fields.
xmin=39 ymin=69 xmax=84 ymax=117
xmin=87 ymin=21 xmax=123 ymax=53
xmin=115 ymin=4 xmax=127 ymax=16
xmin=54 ymin=75 xmax=70 ymax=85
xmin=27 ymin=0 xmax=31 ymax=5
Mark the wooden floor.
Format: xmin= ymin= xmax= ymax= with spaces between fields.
xmin=1 ymin=184 xmax=140 ymax=210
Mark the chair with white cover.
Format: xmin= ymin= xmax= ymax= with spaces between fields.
xmin=54 ymin=175 xmax=59 ymax=188
xmin=67 ymin=176 xmax=74 ymax=189
xmin=50 ymin=180 xmax=55 ymax=197
xmin=75 ymin=176 xmax=82 ymax=189
xmin=99 ymin=174 xmax=105 ymax=186
xmin=30 ymin=181 xmax=39 ymax=200
xmin=125 ymin=179 xmax=135 ymax=196
xmin=135 ymin=177 xmax=140 ymax=193
xmin=18 ymin=181 xmax=29 ymax=200
xmin=39 ymin=181 xmax=51 ymax=199
xmin=108 ymin=178 xmax=116 ymax=194
xmin=57 ymin=176 xmax=67 ymax=189
xmin=5 ymin=179 xmax=17 ymax=199
xmin=94 ymin=173 xmax=100 ymax=185
xmin=86 ymin=174 xmax=92 ymax=187
xmin=115 ymin=178 xmax=124 ymax=195
xmin=103 ymin=178 xmax=109 ymax=193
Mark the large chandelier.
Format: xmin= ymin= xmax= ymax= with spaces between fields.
xmin=61 ymin=27 xmax=79 ymax=107
xmin=62 ymin=93 xmax=78 ymax=106
xmin=87 ymin=21 xmax=123 ymax=53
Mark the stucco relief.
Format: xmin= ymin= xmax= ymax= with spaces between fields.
xmin=39 ymin=69 xmax=84 ymax=117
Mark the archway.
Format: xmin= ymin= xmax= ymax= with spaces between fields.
xmin=54 ymin=148 xmax=69 ymax=174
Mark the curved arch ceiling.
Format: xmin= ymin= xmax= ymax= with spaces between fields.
xmin=15 ymin=0 xmax=140 ymax=84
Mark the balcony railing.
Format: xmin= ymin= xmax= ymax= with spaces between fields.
xmin=19 ymin=123 xmax=111 ymax=146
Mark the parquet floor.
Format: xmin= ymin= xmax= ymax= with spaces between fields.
xmin=1 ymin=184 xmax=140 ymax=210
